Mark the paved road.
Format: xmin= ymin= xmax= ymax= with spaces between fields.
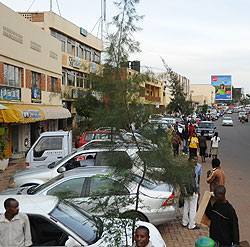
xmin=200 ymin=113 xmax=250 ymax=244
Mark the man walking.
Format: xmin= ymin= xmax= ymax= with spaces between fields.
xmin=0 ymin=198 xmax=32 ymax=247
xmin=205 ymin=185 xmax=240 ymax=246
xmin=206 ymin=158 xmax=225 ymax=192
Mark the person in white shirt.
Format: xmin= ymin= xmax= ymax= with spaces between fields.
xmin=0 ymin=198 xmax=32 ymax=247
xmin=210 ymin=132 xmax=221 ymax=159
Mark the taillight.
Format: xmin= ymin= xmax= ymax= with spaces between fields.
xmin=25 ymin=162 xmax=29 ymax=167
xmin=161 ymin=193 xmax=175 ymax=207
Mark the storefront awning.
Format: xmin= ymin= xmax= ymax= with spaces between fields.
xmin=37 ymin=105 xmax=71 ymax=120
xmin=0 ymin=104 xmax=71 ymax=123
xmin=0 ymin=103 xmax=45 ymax=123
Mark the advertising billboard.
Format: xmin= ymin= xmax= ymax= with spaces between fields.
xmin=211 ymin=75 xmax=232 ymax=100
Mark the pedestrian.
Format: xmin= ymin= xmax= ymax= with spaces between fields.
xmin=198 ymin=131 xmax=207 ymax=163
xmin=205 ymin=185 xmax=240 ymax=246
xmin=189 ymin=122 xmax=195 ymax=137
xmin=182 ymin=161 xmax=200 ymax=230
xmin=0 ymin=198 xmax=32 ymax=247
xmin=206 ymin=158 xmax=225 ymax=192
xmin=210 ymin=132 xmax=220 ymax=159
xmin=182 ymin=124 xmax=190 ymax=155
xmin=133 ymin=226 xmax=155 ymax=247
xmin=172 ymin=131 xmax=182 ymax=156
xmin=188 ymin=132 xmax=199 ymax=158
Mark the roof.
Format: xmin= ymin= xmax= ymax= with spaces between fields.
xmin=0 ymin=195 xmax=58 ymax=215
xmin=63 ymin=166 xmax=110 ymax=178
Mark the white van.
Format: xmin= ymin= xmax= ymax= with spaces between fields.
xmin=25 ymin=131 xmax=72 ymax=168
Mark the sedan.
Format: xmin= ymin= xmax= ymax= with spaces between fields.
xmin=0 ymin=195 xmax=166 ymax=246
xmin=222 ymin=117 xmax=233 ymax=126
xmin=2 ymin=167 xmax=178 ymax=226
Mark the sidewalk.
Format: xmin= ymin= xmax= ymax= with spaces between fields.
xmin=0 ymin=158 xmax=209 ymax=247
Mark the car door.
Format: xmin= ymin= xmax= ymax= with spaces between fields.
xmin=82 ymin=176 xmax=130 ymax=214
xmin=31 ymin=136 xmax=64 ymax=167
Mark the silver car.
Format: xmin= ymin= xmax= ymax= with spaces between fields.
xmin=8 ymin=145 xmax=137 ymax=189
xmin=2 ymin=167 xmax=178 ymax=226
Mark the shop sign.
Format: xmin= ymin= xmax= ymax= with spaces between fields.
xmin=0 ymin=86 xmax=21 ymax=101
xmin=31 ymin=88 xmax=42 ymax=103
xmin=69 ymin=57 xmax=82 ymax=69
xmin=23 ymin=109 xmax=43 ymax=120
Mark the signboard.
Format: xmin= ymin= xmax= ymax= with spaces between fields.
xmin=23 ymin=109 xmax=43 ymax=121
xmin=0 ymin=86 xmax=21 ymax=101
xmin=31 ymin=88 xmax=41 ymax=103
xmin=211 ymin=75 xmax=232 ymax=100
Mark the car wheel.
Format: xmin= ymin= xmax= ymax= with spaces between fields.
xmin=121 ymin=211 xmax=149 ymax=222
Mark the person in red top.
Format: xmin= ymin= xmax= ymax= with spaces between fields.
xmin=189 ymin=123 xmax=195 ymax=137
xmin=206 ymin=158 xmax=225 ymax=192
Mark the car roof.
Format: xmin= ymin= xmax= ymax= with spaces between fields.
xmin=200 ymin=121 xmax=213 ymax=123
xmin=0 ymin=195 xmax=58 ymax=215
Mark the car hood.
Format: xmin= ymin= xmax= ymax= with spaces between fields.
xmin=0 ymin=186 xmax=30 ymax=195
xmin=12 ymin=166 xmax=52 ymax=179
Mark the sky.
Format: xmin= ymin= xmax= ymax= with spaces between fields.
xmin=1 ymin=0 xmax=250 ymax=93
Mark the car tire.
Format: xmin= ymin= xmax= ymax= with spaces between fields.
xmin=121 ymin=211 xmax=149 ymax=222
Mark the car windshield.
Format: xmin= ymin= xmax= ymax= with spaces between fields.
xmin=31 ymin=174 xmax=64 ymax=194
xmin=121 ymin=133 xmax=134 ymax=143
xmin=224 ymin=117 xmax=232 ymax=120
xmin=130 ymin=174 xmax=157 ymax=189
xmin=199 ymin=122 xmax=214 ymax=128
xmin=50 ymin=201 xmax=102 ymax=245
xmin=48 ymin=150 xmax=78 ymax=169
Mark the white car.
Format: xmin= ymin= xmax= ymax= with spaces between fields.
xmin=2 ymin=167 xmax=178 ymax=226
xmin=222 ymin=117 xmax=233 ymax=126
xmin=0 ymin=195 xmax=166 ymax=247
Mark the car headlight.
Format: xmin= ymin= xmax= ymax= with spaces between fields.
xmin=8 ymin=177 xmax=15 ymax=187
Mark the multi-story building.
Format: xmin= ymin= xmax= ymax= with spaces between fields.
xmin=0 ymin=3 xmax=72 ymax=159
xmin=190 ymin=84 xmax=215 ymax=106
xmin=18 ymin=11 xmax=103 ymax=127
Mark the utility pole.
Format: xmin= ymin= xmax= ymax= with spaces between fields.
xmin=50 ymin=0 xmax=52 ymax=11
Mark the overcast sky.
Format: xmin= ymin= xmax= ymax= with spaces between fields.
xmin=2 ymin=0 xmax=250 ymax=93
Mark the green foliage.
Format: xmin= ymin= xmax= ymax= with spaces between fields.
xmin=232 ymin=86 xmax=243 ymax=104
xmin=73 ymin=92 xmax=101 ymax=119
xmin=161 ymin=58 xmax=194 ymax=115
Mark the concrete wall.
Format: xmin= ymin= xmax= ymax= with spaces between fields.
xmin=190 ymin=84 xmax=215 ymax=105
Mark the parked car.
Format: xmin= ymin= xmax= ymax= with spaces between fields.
xmin=0 ymin=195 xmax=166 ymax=246
xmin=7 ymin=145 xmax=137 ymax=189
xmin=222 ymin=117 xmax=233 ymax=126
xmin=196 ymin=121 xmax=216 ymax=139
xmin=2 ymin=167 xmax=178 ymax=226
xmin=78 ymin=130 xmax=134 ymax=147
xmin=136 ymin=122 xmax=169 ymax=136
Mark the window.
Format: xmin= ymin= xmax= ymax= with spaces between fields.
xmin=62 ymin=69 xmax=67 ymax=85
xmin=93 ymin=52 xmax=100 ymax=64
xmin=50 ymin=77 xmax=57 ymax=92
xmin=4 ymin=64 xmax=21 ymax=87
xmin=67 ymin=39 xmax=75 ymax=56
xmin=47 ymin=178 xmax=85 ymax=198
xmin=61 ymin=40 xmax=65 ymax=52
xmin=31 ymin=72 xmax=41 ymax=88
xmin=67 ymin=70 xmax=75 ymax=86
xmin=89 ymin=177 xmax=129 ymax=196
xmin=34 ymin=137 xmax=63 ymax=157
xmin=79 ymin=45 xmax=84 ymax=58
xmin=85 ymin=48 xmax=91 ymax=61
xmin=76 ymin=72 xmax=84 ymax=88
xmin=84 ymin=133 xmax=95 ymax=142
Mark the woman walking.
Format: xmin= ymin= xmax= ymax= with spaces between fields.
xmin=199 ymin=131 xmax=207 ymax=163
xmin=210 ymin=132 xmax=220 ymax=159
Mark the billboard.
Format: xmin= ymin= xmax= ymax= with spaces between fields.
xmin=211 ymin=75 xmax=232 ymax=100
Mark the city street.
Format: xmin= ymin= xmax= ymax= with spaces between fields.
xmin=199 ymin=113 xmax=250 ymax=244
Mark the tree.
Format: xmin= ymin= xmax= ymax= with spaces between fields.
xmin=232 ymin=86 xmax=242 ymax=104
xmin=161 ymin=58 xmax=193 ymax=115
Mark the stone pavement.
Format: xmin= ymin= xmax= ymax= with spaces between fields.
xmin=0 ymin=158 xmax=209 ymax=247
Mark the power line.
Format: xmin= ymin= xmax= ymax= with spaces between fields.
xmin=27 ymin=0 xmax=37 ymax=11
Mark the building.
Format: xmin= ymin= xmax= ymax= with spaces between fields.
xmin=0 ymin=3 xmax=72 ymax=159
xmin=190 ymin=84 xmax=215 ymax=106
xmin=18 ymin=11 xmax=103 ymax=128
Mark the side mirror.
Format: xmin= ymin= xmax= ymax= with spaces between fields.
xmin=57 ymin=166 xmax=66 ymax=173
xmin=214 ymin=127 xmax=216 ymax=129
